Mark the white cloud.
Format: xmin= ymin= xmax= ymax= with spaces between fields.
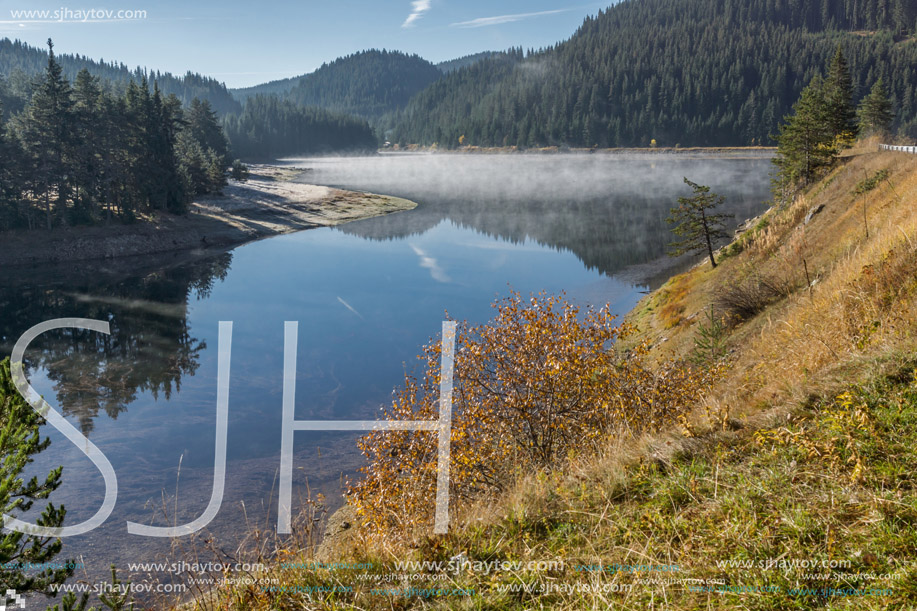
xmin=450 ymin=8 xmax=568 ymax=28
xmin=402 ymin=0 xmax=432 ymax=28
xmin=410 ymin=244 xmax=451 ymax=283
xmin=337 ymin=296 xmax=365 ymax=320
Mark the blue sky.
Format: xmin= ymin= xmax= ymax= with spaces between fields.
xmin=0 ymin=1 xmax=610 ymax=88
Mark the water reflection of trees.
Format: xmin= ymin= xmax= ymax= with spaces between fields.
xmin=0 ymin=253 xmax=232 ymax=434
xmin=337 ymin=187 xmax=767 ymax=276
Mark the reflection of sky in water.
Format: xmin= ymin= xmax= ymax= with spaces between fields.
xmin=7 ymin=154 xmax=773 ymax=585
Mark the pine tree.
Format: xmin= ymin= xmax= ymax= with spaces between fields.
xmin=19 ymin=39 xmax=74 ymax=229
xmin=774 ymin=76 xmax=837 ymax=188
xmin=71 ymin=69 xmax=104 ymax=223
xmin=148 ymin=87 xmax=187 ymax=214
xmin=185 ymin=98 xmax=229 ymax=165
xmin=122 ymin=78 xmax=153 ymax=219
xmin=0 ymin=359 xmax=74 ymax=597
xmin=858 ymin=78 xmax=895 ymax=136
xmin=824 ymin=45 xmax=858 ymax=145
xmin=666 ymin=178 xmax=734 ymax=269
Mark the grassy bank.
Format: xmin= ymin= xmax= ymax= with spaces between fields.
xmin=181 ymin=147 xmax=917 ymax=610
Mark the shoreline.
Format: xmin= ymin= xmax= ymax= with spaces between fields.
xmin=382 ymin=145 xmax=777 ymax=157
xmin=0 ymin=164 xmax=418 ymax=269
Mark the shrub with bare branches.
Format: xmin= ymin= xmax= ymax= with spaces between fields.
xmin=714 ymin=273 xmax=788 ymax=324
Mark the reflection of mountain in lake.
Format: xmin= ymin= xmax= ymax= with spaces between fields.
xmin=0 ymin=253 xmax=232 ymax=434
xmin=301 ymin=154 xmax=773 ymax=277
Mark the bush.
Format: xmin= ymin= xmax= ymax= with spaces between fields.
xmin=230 ymin=159 xmax=249 ymax=182
xmin=853 ymin=168 xmax=890 ymax=195
xmin=714 ymin=274 xmax=787 ymax=324
xmin=348 ymin=291 xmax=716 ymax=537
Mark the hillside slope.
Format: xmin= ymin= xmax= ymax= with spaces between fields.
xmin=392 ymin=0 xmax=917 ymax=148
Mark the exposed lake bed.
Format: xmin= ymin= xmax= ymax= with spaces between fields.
xmin=0 ymin=164 xmax=417 ymax=267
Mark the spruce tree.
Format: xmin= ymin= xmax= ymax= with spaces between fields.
xmin=19 ymin=39 xmax=74 ymax=229
xmin=824 ymin=45 xmax=857 ymax=144
xmin=774 ymin=76 xmax=837 ymax=188
xmin=857 ymin=78 xmax=895 ymax=136
xmin=185 ymin=98 xmax=229 ymax=165
xmin=148 ymin=86 xmax=187 ymax=214
xmin=71 ymin=69 xmax=104 ymax=223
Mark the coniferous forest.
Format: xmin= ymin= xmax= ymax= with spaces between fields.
xmin=222 ymin=95 xmax=377 ymax=159
xmin=234 ymin=50 xmax=443 ymax=120
xmin=0 ymin=41 xmax=231 ymax=230
xmin=390 ymin=0 xmax=917 ymax=147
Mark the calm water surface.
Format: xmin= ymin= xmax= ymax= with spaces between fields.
xmin=0 ymin=153 xmax=772 ymax=592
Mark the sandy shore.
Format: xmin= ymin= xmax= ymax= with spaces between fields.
xmin=0 ymin=164 xmax=417 ymax=268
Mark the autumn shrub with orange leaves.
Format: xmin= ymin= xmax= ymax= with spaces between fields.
xmin=348 ymin=291 xmax=718 ymax=538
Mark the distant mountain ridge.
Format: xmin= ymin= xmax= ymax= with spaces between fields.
xmin=231 ymin=49 xmax=442 ymax=120
xmin=0 ymin=38 xmax=240 ymax=114
xmin=436 ymin=51 xmax=503 ymax=73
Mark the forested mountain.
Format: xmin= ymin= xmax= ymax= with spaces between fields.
xmin=283 ymin=50 xmax=442 ymax=120
xmin=231 ymin=74 xmax=301 ymax=102
xmin=392 ymin=0 xmax=917 ymax=148
xmin=230 ymin=48 xmax=502 ymax=110
xmin=233 ymin=50 xmax=442 ymax=120
xmin=0 ymin=38 xmax=240 ymax=114
xmin=436 ymin=51 xmax=503 ymax=73
xmin=223 ymin=95 xmax=377 ymax=159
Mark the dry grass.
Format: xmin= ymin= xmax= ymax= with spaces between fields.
xmin=626 ymin=149 xmax=917 ymax=416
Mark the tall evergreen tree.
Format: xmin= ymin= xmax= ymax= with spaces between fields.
xmin=824 ymin=45 xmax=858 ymax=144
xmin=148 ymin=85 xmax=188 ymax=213
xmin=71 ymin=69 xmax=104 ymax=223
xmin=123 ymin=77 xmax=154 ymax=219
xmin=185 ymin=98 xmax=229 ymax=164
xmin=774 ymin=76 xmax=837 ymax=188
xmin=18 ymin=39 xmax=74 ymax=229
xmin=858 ymin=78 xmax=895 ymax=136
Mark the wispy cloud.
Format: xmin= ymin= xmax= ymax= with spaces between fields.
xmin=410 ymin=244 xmax=451 ymax=283
xmin=337 ymin=296 xmax=365 ymax=320
xmin=450 ymin=8 xmax=569 ymax=28
xmin=402 ymin=0 xmax=432 ymax=28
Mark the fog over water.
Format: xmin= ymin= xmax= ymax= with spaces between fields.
xmin=289 ymin=152 xmax=774 ymax=280
xmin=1 ymin=152 xmax=773 ymax=600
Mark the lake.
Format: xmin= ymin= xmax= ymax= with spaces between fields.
xmin=0 ymin=153 xmax=773 ymax=594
